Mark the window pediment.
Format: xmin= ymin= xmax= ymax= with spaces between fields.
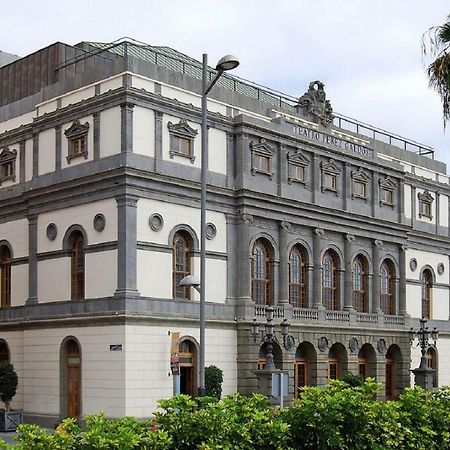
xmin=167 ymin=119 xmax=198 ymax=139
xmin=288 ymin=150 xmax=310 ymax=185
xmin=168 ymin=119 xmax=198 ymax=163
xmin=378 ymin=176 xmax=397 ymax=189
xmin=64 ymin=119 xmax=90 ymax=140
xmin=351 ymin=168 xmax=371 ymax=182
xmin=320 ymin=159 xmax=341 ymax=174
xmin=250 ymin=139 xmax=274 ymax=179
xmin=0 ymin=147 xmax=17 ymax=185
xmin=288 ymin=150 xmax=310 ymax=166
xmin=418 ymin=190 xmax=434 ymax=204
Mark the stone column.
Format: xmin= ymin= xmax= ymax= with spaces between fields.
xmin=121 ymin=103 xmax=134 ymax=153
xmin=115 ymin=194 xmax=140 ymax=297
xmin=154 ymin=110 xmax=163 ymax=172
xmin=435 ymin=191 xmax=440 ymax=235
xmin=55 ymin=125 xmax=62 ymax=170
xmin=237 ymin=213 xmax=253 ymax=303
xmin=93 ymin=111 xmax=101 ymax=160
xmin=27 ymin=214 xmax=38 ymax=304
xmin=372 ymin=239 xmax=383 ymax=313
xmin=278 ymin=221 xmax=291 ymax=305
xmin=32 ymin=133 xmax=39 ymax=177
xmin=344 ymin=234 xmax=355 ymax=310
xmin=312 ymin=228 xmax=324 ymax=308
xmin=399 ymin=244 xmax=407 ymax=315
xmin=19 ymin=141 xmax=25 ymax=184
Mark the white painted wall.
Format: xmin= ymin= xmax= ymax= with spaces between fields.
xmin=208 ymin=128 xmax=227 ymax=175
xmin=38 ymin=257 xmax=71 ymax=302
xmin=415 ymin=167 xmax=436 ymax=181
xmin=60 ymin=87 xmax=95 ymax=109
xmin=11 ymin=264 xmax=28 ymax=307
xmin=137 ymin=198 xmax=227 ymax=253
xmin=137 ymin=250 xmax=172 ymax=298
xmin=38 ymin=128 xmax=55 ymax=175
xmin=25 ymin=138 xmax=33 ymax=181
xmin=100 ymin=107 xmax=121 ymax=157
xmin=162 ymin=114 xmax=201 ymax=168
xmin=0 ymin=219 xmax=28 ymax=257
xmin=0 ymin=111 xmax=35 ymax=135
xmin=37 ymin=99 xmax=58 ymax=116
xmin=436 ymin=337 xmax=450 ymax=386
xmin=404 ymin=184 xmax=411 ymax=219
xmin=124 ymin=324 xmax=237 ymax=416
xmin=132 ymin=75 xmax=154 ymax=92
xmin=37 ymin=198 xmax=118 ymax=253
xmin=405 ymin=249 xmax=449 ymax=319
xmin=85 ymin=250 xmax=117 ymax=298
xmin=438 ymin=174 xmax=449 ymax=185
xmin=161 ymin=86 xmax=201 ymax=108
xmin=100 ymin=76 xmax=123 ymax=94
xmin=439 ymin=194 xmax=448 ymax=227
xmin=22 ymin=326 xmax=126 ymax=417
xmin=61 ymin=115 xmax=94 ymax=169
xmin=133 ymin=106 xmax=155 ymax=157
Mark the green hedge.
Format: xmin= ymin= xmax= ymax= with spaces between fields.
xmin=2 ymin=380 xmax=450 ymax=449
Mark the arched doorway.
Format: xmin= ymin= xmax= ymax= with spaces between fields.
xmin=294 ymin=341 xmax=317 ymax=397
xmin=0 ymin=340 xmax=9 ymax=362
xmin=328 ymin=343 xmax=348 ymax=381
xmin=258 ymin=341 xmax=282 ymax=370
xmin=61 ymin=338 xmax=81 ymax=418
xmin=179 ymin=340 xmax=197 ymax=397
xmin=385 ymin=344 xmax=402 ymax=400
xmin=358 ymin=344 xmax=377 ymax=380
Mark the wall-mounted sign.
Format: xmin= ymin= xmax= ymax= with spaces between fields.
xmin=110 ymin=344 xmax=123 ymax=351
xmin=290 ymin=123 xmax=373 ymax=158
xmin=170 ymin=332 xmax=180 ymax=376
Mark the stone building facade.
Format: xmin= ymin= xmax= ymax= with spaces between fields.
xmin=0 ymin=40 xmax=448 ymax=425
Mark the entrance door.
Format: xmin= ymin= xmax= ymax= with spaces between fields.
xmin=294 ymin=361 xmax=307 ymax=398
xmin=66 ymin=340 xmax=81 ymax=418
xmin=179 ymin=340 xmax=196 ymax=396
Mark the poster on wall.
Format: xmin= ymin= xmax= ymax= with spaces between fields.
xmin=170 ymin=332 xmax=180 ymax=376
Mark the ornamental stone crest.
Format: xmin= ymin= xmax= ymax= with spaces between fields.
xmin=296 ymin=80 xmax=334 ymax=127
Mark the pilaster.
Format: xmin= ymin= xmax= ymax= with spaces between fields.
xmin=26 ymin=214 xmax=38 ymax=304
xmin=344 ymin=234 xmax=355 ymax=311
xmin=121 ymin=103 xmax=134 ymax=153
xmin=372 ymin=239 xmax=382 ymax=313
xmin=278 ymin=221 xmax=291 ymax=305
xmin=312 ymin=227 xmax=324 ymax=308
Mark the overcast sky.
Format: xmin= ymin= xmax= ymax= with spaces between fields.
xmin=1 ymin=0 xmax=449 ymax=169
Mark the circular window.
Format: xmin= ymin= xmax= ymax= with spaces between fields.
xmin=46 ymin=223 xmax=57 ymax=241
xmin=93 ymin=214 xmax=106 ymax=232
xmin=437 ymin=263 xmax=445 ymax=275
xmin=410 ymin=258 xmax=418 ymax=271
xmin=149 ymin=213 xmax=164 ymax=231
xmin=205 ymin=222 xmax=217 ymax=240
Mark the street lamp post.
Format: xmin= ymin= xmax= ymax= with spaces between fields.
xmin=251 ymin=306 xmax=290 ymax=370
xmin=181 ymin=53 xmax=239 ymax=396
xmin=409 ymin=317 xmax=438 ymax=390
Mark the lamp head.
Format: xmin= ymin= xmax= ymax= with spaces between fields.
xmin=215 ymin=55 xmax=239 ymax=72
xmin=179 ymin=274 xmax=200 ymax=288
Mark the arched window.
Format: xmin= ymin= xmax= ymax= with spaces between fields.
xmin=289 ymin=245 xmax=307 ymax=308
xmin=421 ymin=269 xmax=432 ymax=319
xmin=352 ymin=256 xmax=367 ymax=312
xmin=380 ymin=260 xmax=395 ymax=315
xmin=251 ymin=239 xmax=272 ymax=305
xmin=0 ymin=246 xmax=11 ymax=308
xmin=426 ymin=347 xmax=438 ymax=388
xmin=173 ymin=232 xmax=192 ymax=300
xmin=322 ymin=250 xmax=339 ymax=310
xmin=61 ymin=338 xmax=81 ymax=418
xmin=70 ymin=232 xmax=85 ymax=300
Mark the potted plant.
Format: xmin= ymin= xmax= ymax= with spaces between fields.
xmin=0 ymin=361 xmax=21 ymax=431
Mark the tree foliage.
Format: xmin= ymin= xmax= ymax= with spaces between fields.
xmin=0 ymin=361 xmax=18 ymax=410
xmin=204 ymin=365 xmax=223 ymax=399
xmin=2 ymin=383 xmax=450 ymax=449
xmin=423 ymin=15 xmax=450 ymax=128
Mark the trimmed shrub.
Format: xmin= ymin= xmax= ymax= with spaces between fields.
xmin=0 ymin=361 xmax=18 ymax=410
xmin=204 ymin=365 xmax=223 ymax=399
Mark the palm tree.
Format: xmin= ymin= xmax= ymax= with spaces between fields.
xmin=423 ymin=15 xmax=450 ymax=128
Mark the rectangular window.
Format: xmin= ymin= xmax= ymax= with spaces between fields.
xmin=324 ymin=173 xmax=337 ymax=190
xmin=354 ymin=181 xmax=366 ymax=198
xmin=328 ymin=361 xmax=338 ymax=380
xmin=292 ymin=165 xmax=305 ymax=182
xmin=3 ymin=162 xmax=13 ymax=178
xmin=419 ymin=201 xmax=432 ymax=217
xmin=381 ymin=188 xmax=394 ymax=204
xmin=69 ymin=138 xmax=85 ymax=157
xmin=171 ymin=135 xmax=191 ymax=157
xmin=256 ymin=154 xmax=270 ymax=173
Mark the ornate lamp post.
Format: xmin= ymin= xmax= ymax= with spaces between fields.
xmin=409 ymin=317 xmax=438 ymax=390
xmin=251 ymin=306 xmax=291 ymax=370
